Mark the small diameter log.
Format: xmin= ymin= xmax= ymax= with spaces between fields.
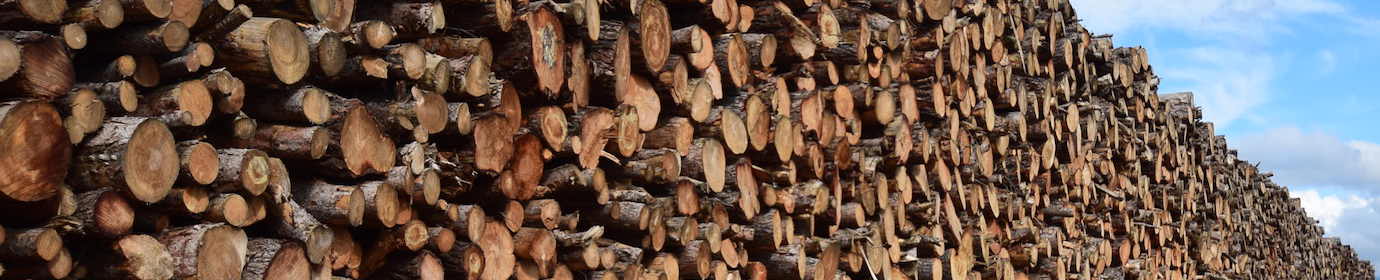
xmin=156 ymin=186 xmax=209 ymax=214
xmin=176 ymin=141 xmax=220 ymax=186
xmin=0 ymin=227 xmax=62 ymax=261
xmin=373 ymin=250 xmax=445 ymax=280
xmin=699 ymin=107 xmax=749 ymax=155
xmin=265 ymin=193 xmax=335 ymax=264
xmin=85 ymin=234 xmax=177 ymax=280
xmin=642 ymin=117 xmax=693 ymax=156
xmin=71 ymin=188 xmax=136 ymax=238
xmin=428 ymin=227 xmax=456 ymax=253
xmin=0 ymin=101 xmax=70 ymax=202
xmin=224 ymin=125 xmax=330 ymax=160
xmin=200 ymin=68 xmax=246 ymax=114
xmin=133 ymin=79 xmax=212 ymax=127
xmin=344 ymin=20 xmax=394 ymax=50
xmin=0 ymin=37 xmax=74 ymax=100
xmin=75 ymin=75 xmax=138 ymax=108
xmin=713 ymin=33 xmax=750 ymax=87
xmin=91 ymin=21 xmax=189 ymax=54
xmin=535 ymin=164 xmax=608 ymax=204
xmin=292 ymin=180 xmax=367 ymax=226
xmin=625 ymin=148 xmax=681 ymax=185
xmin=526 ymin=106 xmax=568 ymax=152
xmin=524 ymin=199 xmax=561 ymax=229
xmin=158 ymin=223 xmax=248 ymax=280
xmin=302 ymin=25 xmax=347 ymax=77
xmin=360 ymin=0 xmax=445 ymax=40
xmin=514 ymin=227 xmax=558 ymax=276
xmin=240 ymin=238 xmax=310 ymax=280
xmin=683 ymin=138 xmax=727 ymax=192
xmin=242 ymin=86 xmax=332 ymax=125
xmin=210 ymin=148 xmax=270 ymax=195
xmin=3 ymin=247 xmax=72 ymax=279
xmin=59 ymin=88 xmax=106 ymax=143
xmin=440 ymin=242 xmax=485 ymax=279
xmin=358 ymin=181 xmax=402 ymax=228
xmin=447 ymin=53 xmax=493 ymax=98
xmin=241 ymin=0 xmax=355 ymax=32
xmin=214 ymin=17 xmax=310 ymax=84
xmin=69 ymin=117 xmax=176 ymax=203
xmin=205 ymin=193 xmax=253 ymax=227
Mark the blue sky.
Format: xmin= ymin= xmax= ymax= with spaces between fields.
xmin=1069 ymin=0 xmax=1380 ymax=269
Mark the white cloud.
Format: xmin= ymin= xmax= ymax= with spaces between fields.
xmin=1157 ymin=47 xmax=1273 ymax=127
xmin=1232 ymin=126 xmax=1380 ymax=191
xmin=1295 ymin=189 xmax=1373 ymax=229
xmin=1292 ymin=188 xmax=1380 ymax=262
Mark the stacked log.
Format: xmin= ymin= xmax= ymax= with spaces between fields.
xmin=0 ymin=0 xmax=1372 ymax=279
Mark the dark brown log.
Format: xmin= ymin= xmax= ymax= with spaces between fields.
xmin=89 ymin=21 xmax=189 ymax=54
xmin=0 ymin=37 xmax=73 ymax=100
xmin=70 ymin=188 xmax=135 ymax=238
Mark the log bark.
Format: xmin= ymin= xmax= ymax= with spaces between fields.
xmin=157 ymin=223 xmax=248 ymax=280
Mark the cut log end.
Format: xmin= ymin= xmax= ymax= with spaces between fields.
xmin=528 ymin=6 xmax=567 ymax=96
xmin=264 ymin=18 xmax=311 ymax=84
xmin=0 ymin=39 xmax=18 ymax=81
xmin=197 ymin=225 xmax=247 ymax=280
xmin=121 ymin=119 xmax=179 ymax=203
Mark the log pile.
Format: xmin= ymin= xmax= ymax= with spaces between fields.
xmin=0 ymin=0 xmax=1372 ymax=279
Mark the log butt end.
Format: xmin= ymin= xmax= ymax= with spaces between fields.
xmin=0 ymin=102 xmax=71 ymax=202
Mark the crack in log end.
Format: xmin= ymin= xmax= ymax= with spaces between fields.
xmin=540 ymin=27 xmax=557 ymax=69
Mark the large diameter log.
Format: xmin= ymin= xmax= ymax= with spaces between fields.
xmin=329 ymin=104 xmax=394 ymax=177
xmin=0 ymin=37 xmax=73 ymax=100
xmin=523 ymin=4 xmax=566 ymax=96
xmin=0 ymin=101 xmax=70 ymax=202
xmin=241 ymin=238 xmax=310 ymax=280
xmin=479 ymin=220 xmax=516 ymax=280
xmin=214 ymin=17 xmax=310 ymax=84
xmin=158 ymin=223 xmax=248 ymax=280
xmin=70 ymin=117 xmax=176 ymax=203
xmin=0 ymin=0 xmax=67 ymax=25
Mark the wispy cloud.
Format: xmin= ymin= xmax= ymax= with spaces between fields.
xmin=1071 ymin=0 xmax=1344 ymax=41
xmin=1069 ymin=0 xmax=1366 ymax=129
xmin=1157 ymin=47 xmax=1274 ymax=127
